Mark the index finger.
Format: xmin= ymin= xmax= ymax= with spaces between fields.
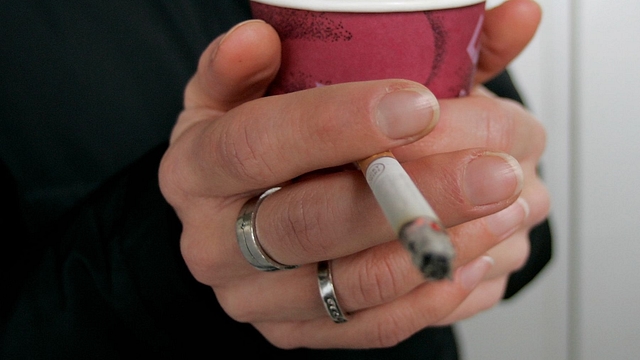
xmin=164 ymin=80 xmax=440 ymax=198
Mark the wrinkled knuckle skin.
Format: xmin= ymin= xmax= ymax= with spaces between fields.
xmin=478 ymin=96 xmax=548 ymax=160
xmin=279 ymin=195 xmax=327 ymax=257
xmin=218 ymin=121 xmax=279 ymax=187
xmin=413 ymin=157 xmax=468 ymax=214
xmin=498 ymin=97 xmax=547 ymax=160
xmin=351 ymin=252 xmax=409 ymax=308
xmin=272 ymin=188 xmax=350 ymax=260
xmin=472 ymin=96 xmax=518 ymax=153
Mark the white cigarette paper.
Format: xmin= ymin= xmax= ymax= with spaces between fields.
xmin=361 ymin=154 xmax=455 ymax=280
xmin=364 ymin=156 xmax=437 ymax=232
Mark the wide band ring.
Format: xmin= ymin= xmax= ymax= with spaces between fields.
xmin=236 ymin=187 xmax=298 ymax=272
xmin=317 ymin=260 xmax=349 ymax=323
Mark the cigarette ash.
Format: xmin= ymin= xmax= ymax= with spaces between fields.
xmin=399 ymin=217 xmax=455 ymax=281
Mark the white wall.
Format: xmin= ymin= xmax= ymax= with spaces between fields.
xmin=573 ymin=1 xmax=640 ymax=359
xmin=458 ymin=0 xmax=640 ymax=359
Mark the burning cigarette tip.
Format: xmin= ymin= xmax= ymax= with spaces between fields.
xmin=399 ymin=216 xmax=455 ymax=281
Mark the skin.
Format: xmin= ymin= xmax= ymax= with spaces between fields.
xmin=159 ymin=0 xmax=548 ymax=350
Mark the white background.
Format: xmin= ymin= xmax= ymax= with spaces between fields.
xmin=458 ymin=0 xmax=640 ymax=359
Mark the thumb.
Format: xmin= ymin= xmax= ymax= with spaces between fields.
xmin=184 ymin=19 xmax=281 ymax=111
xmin=172 ymin=20 xmax=281 ymax=142
xmin=475 ymin=0 xmax=542 ymax=84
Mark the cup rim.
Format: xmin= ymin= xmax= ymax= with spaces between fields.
xmin=250 ymin=0 xmax=485 ymax=12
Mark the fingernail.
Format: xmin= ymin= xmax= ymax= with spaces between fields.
xmin=459 ymin=256 xmax=494 ymax=291
xmin=213 ymin=19 xmax=266 ymax=59
xmin=376 ymin=88 xmax=439 ymax=139
xmin=464 ymin=152 xmax=523 ymax=206
xmin=221 ymin=19 xmax=266 ymax=44
xmin=485 ymin=198 xmax=530 ymax=239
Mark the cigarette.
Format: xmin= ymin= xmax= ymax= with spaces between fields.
xmin=357 ymin=152 xmax=455 ymax=280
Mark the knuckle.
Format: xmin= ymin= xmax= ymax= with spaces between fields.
xmin=532 ymin=119 xmax=548 ymax=155
xmin=476 ymin=96 xmax=547 ymax=158
xmin=271 ymin=188 xmax=351 ymax=260
xmin=497 ymin=97 xmax=547 ymax=159
xmin=513 ymin=244 xmax=531 ymax=273
xmin=473 ymin=97 xmax=519 ymax=152
xmin=158 ymin=147 xmax=190 ymax=206
xmin=414 ymin=157 xmax=468 ymax=211
xmin=262 ymin=336 xmax=289 ymax=350
xmin=253 ymin=322 xmax=310 ymax=350
xmin=527 ymin=181 xmax=552 ymax=226
xmin=351 ymin=250 xmax=410 ymax=307
xmin=179 ymin=230 xmax=224 ymax=286
xmin=273 ymin=191 xmax=328 ymax=258
xmin=479 ymin=277 xmax=509 ymax=312
xmin=262 ymin=330 xmax=299 ymax=350
xmin=369 ymin=312 xmax=414 ymax=348
xmin=218 ymin=121 xmax=278 ymax=187
xmin=506 ymin=233 xmax=532 ymax=272
xmin=213 ymin=289 xmax=248 ymax=323
xmin=215 ymin=283 xmax=266 ymax=325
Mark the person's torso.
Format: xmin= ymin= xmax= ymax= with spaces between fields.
xmin=0 ymin=0 xmax=251 ymax=230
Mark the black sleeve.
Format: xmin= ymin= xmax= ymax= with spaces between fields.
xmin=484 ymin=71 xmax=554 ymax=299
xmin=1 ymin=144 xmax=263 ymax=358
xmin=1 ymin=144 xmax=462 ymax=360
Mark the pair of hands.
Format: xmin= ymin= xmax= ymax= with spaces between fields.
xmin=159 ymin=0 xmax=549 ymax=350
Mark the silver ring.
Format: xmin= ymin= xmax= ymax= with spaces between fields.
xmin=236 ymin=187 xmax=298 ymax=271
xmin=317 ymin=260 xmax=349 ymax=323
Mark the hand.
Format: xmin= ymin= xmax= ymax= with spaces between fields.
xmin=159 ymin=0 xmax=547 ymax=349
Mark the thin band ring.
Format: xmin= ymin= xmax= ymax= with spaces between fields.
xmin=317 ymin=260 xmax=349 ymax=323
xmin=236 ymin=187 xmax=298 ymax=271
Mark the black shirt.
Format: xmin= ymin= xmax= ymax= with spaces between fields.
xmin=0 ymin=1 xmax=551 ymax=358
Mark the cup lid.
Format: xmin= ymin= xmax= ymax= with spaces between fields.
xmin=250 ymin=0 xmax=485 ymax=12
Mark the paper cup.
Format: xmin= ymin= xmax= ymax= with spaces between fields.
xmin=251 ymin=0 xmax=486 ymax=98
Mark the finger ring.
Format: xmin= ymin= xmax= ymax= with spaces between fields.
xmin=236 ymin=187 xmax=298 ymax=271
xmin=317 ymin=260 xmax=349 ymax=323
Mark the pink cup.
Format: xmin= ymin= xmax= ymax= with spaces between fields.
xmin=250 ymin=0 xmax=486 ymax=98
